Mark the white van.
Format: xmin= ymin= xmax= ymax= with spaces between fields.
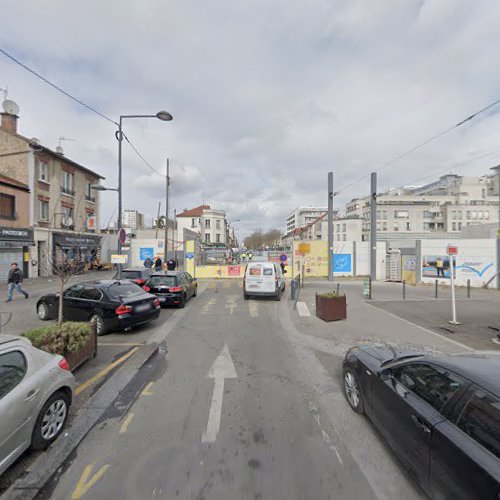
xmin=243 ymin=262 xmax=285 ymax=300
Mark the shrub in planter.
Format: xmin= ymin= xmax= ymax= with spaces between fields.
xmin=316 ymin=292 xmax=347 ymax=322
xmin=24 ymin=322 xmax=96 ymax=370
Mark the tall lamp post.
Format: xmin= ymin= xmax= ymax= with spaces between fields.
xmin=491 ymin=165 xmax=500 ymax=289
xmin=96 ymin=111 xmax=173 ymax=278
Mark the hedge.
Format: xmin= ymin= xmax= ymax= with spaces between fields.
xmin=24 ymin=322 xmax=91 ymax=355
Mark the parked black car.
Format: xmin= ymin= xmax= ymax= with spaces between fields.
xmin=343 ymin=344 xmax=500 ymax=499
xmin=112 ymin=267 xmax=153 ymax=288
xmin=36 ymin=280 xmax=161 ymax=335
xmin=143 ymin=271 xmax=197 ymax=308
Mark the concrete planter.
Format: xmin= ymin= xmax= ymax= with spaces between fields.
xmin=316 ymin=294 xmax=347 ymax=322
xmin=65 ymin=324 xmax=97 ymax=371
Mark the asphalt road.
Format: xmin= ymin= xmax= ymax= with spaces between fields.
xmin=40 ymin=282 xmax=378 ymax=500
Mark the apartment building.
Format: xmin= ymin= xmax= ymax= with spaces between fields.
xmin=286 ymin=206 xmax=329 ymax=233
xmin=0 ymin=100 xmax=104 ymax=277
xmin=346 ymin=174 xmax=499 ymax=242
xmin=176 ymin=205 xmax=228 ymax=245
xmin=123 ymin=209 xmax=145 ymax=230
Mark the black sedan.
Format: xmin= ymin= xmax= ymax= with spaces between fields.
xmin=112 ymin=267 xmax=154 ymax=287
xmin=343 ymin=344 xmax=500 ymax=499
xmin=36 ymin=280 xmax=161 ymax=335
xmin=143 ymin=271 xmax=197 ymax=308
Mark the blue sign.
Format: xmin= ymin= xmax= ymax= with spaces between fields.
xmin=140 ymin=247 xmax=154 ymax=260
xmin=186 ymin=253 xmax=194 ymax=259
xmin=280 ymin=254 xmax=288 ymax=262
xmin=333 ymin=254 xmax=352 ymax=273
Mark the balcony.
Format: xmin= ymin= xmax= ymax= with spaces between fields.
xmin=61 ymin=186 xmax=75 ymax=196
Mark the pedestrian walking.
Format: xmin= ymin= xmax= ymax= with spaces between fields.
xmin=6 ymin=263 xmax=28 ymax=302
xmin=143 ymin=256 xmax=153 ymax=268
xmin=167 ymin=258 xmax=176 ymax=271
xmin=154 ymin=257 xmax=163 ymax=272
xmin=436 ymin=257 xmax=445 ymax=277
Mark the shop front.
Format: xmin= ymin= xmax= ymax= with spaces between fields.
xmin=52 ymin=232 xmax=102 ymax=270
xmin=0 ymin=227 xmax=34 ymax=279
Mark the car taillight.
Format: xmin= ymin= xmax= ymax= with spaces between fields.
xmin=134 ymin=279 xmax=145 ymax=285
xmin=58 ymin=358 xmax=70 ymax=371
xmin=116 ymin=304 xmax=133 ymax=315
xmin=169 ymin=286 xmax=183 ymax=292
xmin=143 ymin=285 xmax=151 ymax=292
xmin=153 ymin=298 xmax=160 ymax=307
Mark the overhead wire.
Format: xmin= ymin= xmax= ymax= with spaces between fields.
xmin=122 ymin=133 xmax=165 ymax=178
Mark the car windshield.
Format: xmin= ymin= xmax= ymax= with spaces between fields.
xmin=147 ymin=276 xmax=177 ymax=286
xmin=108 ymin=283 xmax=144 ymax=298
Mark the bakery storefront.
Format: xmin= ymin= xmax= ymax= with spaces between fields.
xmin=52 ymin=232 xmax=102 ymax=269
xmin=0 ymin=227 xmax=34 ymax=279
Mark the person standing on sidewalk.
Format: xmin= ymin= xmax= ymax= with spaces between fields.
xmin=143 ymin=256 xmax=153 ymax=268
xmin=154 ymin=256 xmax=163 ymax=272
xmin=436 ymin=257 xmax=445 ymax=277
xmin=6 ymin=263 xmax=29 ymax=302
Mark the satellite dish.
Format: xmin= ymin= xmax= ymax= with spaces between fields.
xmin=2 ymin=100 xmax=19 ymax=116
xmin=62 ymin=216 xmax=73 ymax=227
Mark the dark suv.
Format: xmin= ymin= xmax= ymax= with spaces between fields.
xmin=343 ymin=345 xmax=500 ymax=499
xmin=143 ymin=271 xmax=197 ymax=308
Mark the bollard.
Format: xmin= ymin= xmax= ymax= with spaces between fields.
xmin=435 ymin=279 xmax=438 ymax=299
xmin=336 ymin=283 xmax=340 ymax=295
xmin=369 ymin=276 xmax=372 ymax=299
xmin=291 ymin=279 xmax=296 ymax=300
xmin=403 ymin=280 xmax=406 ymax=300
xmin=467 ymin=279 xmax=471 ymax=299
xmin=301 ymin=265 xmax=305 ymax=288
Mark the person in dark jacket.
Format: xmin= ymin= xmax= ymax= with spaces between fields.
xmin=167 ymin=259 xmax=176 ymax=271
xmin=154 ymin=257 xmax=163 ymax=272
xmin=143 ymin=257 xmax=153 ymax=268
xmin=6 ymin=262 xmax=28 ymax=302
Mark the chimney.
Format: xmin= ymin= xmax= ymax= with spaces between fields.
xmin=1 ymin=100 xmax=20 ymax=134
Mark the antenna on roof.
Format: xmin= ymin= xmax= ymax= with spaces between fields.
xmin=56 ymin=136 xmax=75 ymax=155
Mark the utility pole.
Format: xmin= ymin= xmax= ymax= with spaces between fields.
xmin=328 ymin=172 xmax=334 ymax=282
xmin=163 ymin=158 xmax=170 ymax=263
xmin=370 ymin=172 xmax=377 ymax=280
xmin=492 ymin=165 xmax=500 ymax=289
xmin=155 ymin=201 xmax=161 ymax=239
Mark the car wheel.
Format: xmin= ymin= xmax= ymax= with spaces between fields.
xmin=90 ymin=314 xmax=107 ymax=336
xmin=343 ymin=368 xmax=364 ymax=414
xmin=193 ymin=286 xmax=197 ymax=297
xmin=244 ymin=292 xmax=249 ymax=300
xmin=37 ymin=302 xmax=50 ymax=321
xmin=274 ymin=289 xmax=281 ymax=301
xmin=31 ymin=391 xmax=70 ymax=450
xmin=178 ymin=294 xmax=186 ymax=308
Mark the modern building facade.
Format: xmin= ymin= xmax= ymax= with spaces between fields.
xmin=176 ymin=205 xmax=228 ymax=245
xmin=0 ymin=100 xmax=104 ymax=277
xmin=286 ymin=206 xmax=329 ymax=233
xmin=122 ymin=209 xmax=145 ymax=230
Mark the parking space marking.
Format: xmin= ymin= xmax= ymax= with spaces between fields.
xmin=225 ymin=295 xmax=238 ymax=315
xmin=297 ymin=301 xmax=311 ymax=317
xmin=75 ymin=347 xmax=140 ymax=396
xmin=71 ymin=463 xmax=110 ymax=499
xmin=249 ymin=301 xmax=258 ymax=317
xmin=96 ymin=342 xmax=143 ymax=347
xmin=202 ymin=298 xmax=217 ymax=314
xmin=141 ymin=382 xmax=154 ymax=396
xmin=223 ymin=281 xmax=232 ymax=289
xmin=119 ymin=412 xmax=135 ymax=434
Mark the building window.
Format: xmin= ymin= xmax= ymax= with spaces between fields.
xmin=382 ymin=211 xmax=387 ymax=219
xmin=485 ymin=211 xmax=490 ymax=220
xmin=377 ymin=222 xmax=381 ymax=231
xmin=61 ymin=171 xmax=74 ymax=195
xmin=191 ymin=218 xmax=196 ymax=228
xmin=382 ymin=222 xmax=387 ymax=231
xmin=62 ymin=206 xmax=74 ymax=224
xmin=0 ymin=194 xmax=15 ymax=219
xmin=336 ymin=224 xmax=340 ymax=232
xmin=394 ymin=210 xmax=409 ymax=218
xmin=423 ymin=222 xmax=430 ymax=230
xmin=216 ymin=234 xmax=221 ymax=243
xmin=38 ymin=161 xmax=49 ymax=182
xmin=406 ymin=222 xmax=411 ymax=231
xmin=472 ymin=211 xmax=477 ymax=220
xmin=393 ymin=222 xmax=399 ymax=231
xmin=205 ymin=219 xmax=211 ymax=228
xmin=423 ymin=211 xmax=432 ymax=219
xmin=85 ymin=181 xmax=95 ymax=202
xmin=39 ymin=200 xmax=49 ymax=221
xmin=452 ymin=222 xmax=456 ymax=231
xmin=342 ymin=223 xmax=346 ymax=232
xmin=205 ymin=233 xmax=210 ymax=242
xmin=336 ymin=234 xmax=340 ymax=241
xmin=342 ymin=234 xmax=346 ymax=241
xmin=451 ymin=211 xmax=456 ymax=219
xmin=458 ymin=210 xmax=463 ymax=219
xmin=478 ymin=211 xmax=483 ymax=220
xmin=216 ymin=220 xmax=221 ymax=230
xmin=458 ymin=222 xmax=462 ymax=230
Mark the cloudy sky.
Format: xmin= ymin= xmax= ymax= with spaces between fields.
xmin=2 ymin=0 xmax=500 ymax=239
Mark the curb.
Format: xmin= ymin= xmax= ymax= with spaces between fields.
xmin=3 ymin=343 xmax=159 ymax=500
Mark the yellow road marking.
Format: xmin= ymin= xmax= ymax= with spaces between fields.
xmin=141 ymin=382 xmax=154 ymax=396
xmin=71 ymin=463 xmax=110 ymax=499
xmin=119 ymin=412 xmax=135 ymax=434
xmin=75 ymin=347 xmax=139 ymax=396
xmin=97 ymin=342 xmax=143 ymax=347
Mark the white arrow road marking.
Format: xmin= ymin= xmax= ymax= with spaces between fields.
xmin=202 ymin=342 xmax=237 ymax=443
xmin=296 ymin=301 xmax=311 ymax=317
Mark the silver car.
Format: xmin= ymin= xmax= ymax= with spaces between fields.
xmin=0 ymin=334 xmax=75 ymax=476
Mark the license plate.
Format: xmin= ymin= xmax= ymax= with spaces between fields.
xmin=135 ymin=303 xmax=151 ymax=312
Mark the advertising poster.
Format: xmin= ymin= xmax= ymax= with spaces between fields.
xmin=227 ymin=265 xmax=241 ymax=277
xmin=333 ymin=254 xmax=352 ymax=273
xmin=422 ymin=255 xmax=455 ymax=278
xmin=140 ymin=247 xmax=154 ymax=260
xmin=402 ymin=255 xmax=417 ymax=285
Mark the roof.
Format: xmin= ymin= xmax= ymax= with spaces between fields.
xmin=151 ymin=271 xmax=182 ymax=276
xmin=176 ymin=205 xmax=211 ymax=217
xmin=0 ymin=127 xmax=105 ymax=180
xmin=0 ymin=174 xmax=29 ymax=191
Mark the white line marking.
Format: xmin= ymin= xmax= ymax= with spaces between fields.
xmin=296 ymin=301 xmax=311 ymax=317
xmin=202 ymin=343 xmax=237 ymax=443
xmin=225 ymin=295 xmax=237 ymax=315
xmin=364 ymin=302 xmax=474 ymax=351
xmin=249 ymin=301 xmax=258 ymax=317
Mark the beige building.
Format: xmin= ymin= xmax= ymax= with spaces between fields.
xmin=177 ymin=205 xmax=228 ymax=246
xmin=0 ymin=100 xmax=104 ymax=277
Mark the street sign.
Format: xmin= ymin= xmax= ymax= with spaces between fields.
xmin=111 ymin=254 xmax=128 ymax=264
xmin=298 ymin=242 xmax=310 ymax=254
xmin=279 ymin=254 xmax=288 ymax=262
xmin=186 ymin=253 xmax=194 ymax=259
xmin=447 ymin=245 xmax=458 ymax=255
xmin=118 ymin=228 xmax=127 ymax=246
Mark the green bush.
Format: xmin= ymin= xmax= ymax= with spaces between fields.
xmin=319 ymin=292 xmax=340 ymax=298
xmin=24 ymin=322 xmax=91 ymax=355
